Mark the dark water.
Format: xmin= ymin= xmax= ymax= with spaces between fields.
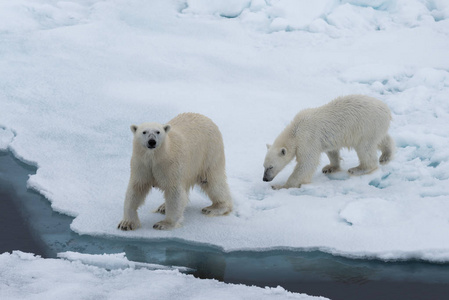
xmin=1 ymin=150 xmax=449 ymax=300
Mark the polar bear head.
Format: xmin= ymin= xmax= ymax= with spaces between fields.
xmin=263 ymin=144 xmax=292 ymax=182
xmin=131 ymin=122 xmax=171 ymax=150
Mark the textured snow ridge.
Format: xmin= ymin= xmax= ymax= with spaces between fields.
xmin=182 ymin=0 xmax=449 ymax=33
xmin=57 ymin=251 xmax=193 ymax=272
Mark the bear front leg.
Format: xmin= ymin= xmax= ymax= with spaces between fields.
xmin=273 ymin=155 xmax=319 ymax=189
xmin=201 ymin=173 xmax=233 ymax=216
xmin=272 ymin=165 xmax=304 ymax=190
xmin=118 ymin=181 xmax=151 ymax=231
xmin=153 ymin=188 xmax=188 ymax=230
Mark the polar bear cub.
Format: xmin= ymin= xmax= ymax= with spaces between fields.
xmin=118 ymin=113 xmax=233 ymax=230
xmin=263 ymin=95 xmax=394 ymax=189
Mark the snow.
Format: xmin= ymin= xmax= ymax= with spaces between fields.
xmin=56 ymin=251 xmax=193 ymax=272
xmin=0 ymin=0 xmax=449 ymax=290
xmin=0 ymin=127 xmax=15 ymax=151
xmin=1 ymin=251 xmax=322 ymax=300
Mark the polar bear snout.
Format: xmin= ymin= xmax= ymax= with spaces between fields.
xmin=263 ymin=176 xmax=272 ymax=182
xmin=147 ymin=139 xmax=157 ymax=149
xmin=263 ymin=167 xmax=274 ymax=182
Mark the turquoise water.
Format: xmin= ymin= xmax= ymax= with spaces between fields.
xmin=1 ymin=150 xmax=449 ymax=300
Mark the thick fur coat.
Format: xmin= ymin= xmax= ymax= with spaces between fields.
xmin=118 ymin=113 xmax=233 ymax=230
xmin=263 ymin=95 xmax=394 ymax=189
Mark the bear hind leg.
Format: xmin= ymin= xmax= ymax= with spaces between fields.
xmin=201 ymin=173 xmax=232 ymax=216
xmin=349 ymin=143 xmax=378 ymax=175
xmin=322 ymin=150 xmax=341 ymax=174
xmin=378 ymin=134 xmax=394 ymax=165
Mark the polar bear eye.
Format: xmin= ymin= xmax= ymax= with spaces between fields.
xmin=143 ymin=131 xmax=147 ymax=135
xmin=156 ymin=131 xmax=160 ymax=135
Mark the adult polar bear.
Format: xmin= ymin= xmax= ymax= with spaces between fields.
xmin=263 ymin=95 xmax=394 ymax=189
xmin=118 ymin=113 xmax=233 ymax=230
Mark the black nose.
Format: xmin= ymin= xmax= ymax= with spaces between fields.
xmin=263 ymin=173 xmax=271 ymax=182
xmin=263 ymin=170 xmax=273 ymax=182
xmin=148 ymin=139 xmax=156 ymax=148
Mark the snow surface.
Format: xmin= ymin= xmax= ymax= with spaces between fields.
xmin=1 ymin=251 xmax=323 ymax=300
xmin=1 ymin=0 xmax=449 ymax=266
xmin=57 ymin=251 xmax=193 ymax=272
xmin=0 ymin=127 xmax=15 ymax=150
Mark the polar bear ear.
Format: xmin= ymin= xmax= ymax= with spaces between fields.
xmin=163 ymin=124 xmax=171 ymax=133
xmin=266 ymin=144 xmax=272 ymax=150
xmin=280 ymin=147 xmax=287 ymax=156
xmin=130 ymin=125 xmax=138 ymax=134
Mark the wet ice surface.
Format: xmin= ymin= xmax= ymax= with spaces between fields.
xmin=2 ymin=151 xmax=449 ymax=300
xmin=1 ymin=0 xmax=449 ymax=298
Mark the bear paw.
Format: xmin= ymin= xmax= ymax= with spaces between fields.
xmin=271 ymin=183 xmax=301 ymax=190
xmin=155 ymin=203 xmax=166 ymax=214
xmin=202 ymin=204 xmax=232 ymax=216
xmin=322 ymin=165 xmax=341 ymax=174
xmin=153 ymin=220 xmax=176 ymax=230
xmin=117 ymin=219 xmax=141 ymax=231
xmin=348 ymin=166 xmax=377 ymax=176
xmin=271 ymin=184 xmax=285 ymax=190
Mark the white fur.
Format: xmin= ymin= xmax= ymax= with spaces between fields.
xmin=263 ymin=95 xmax=395 ymax=189
xmin=118 ymin=113 xmax=233 ymax=230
